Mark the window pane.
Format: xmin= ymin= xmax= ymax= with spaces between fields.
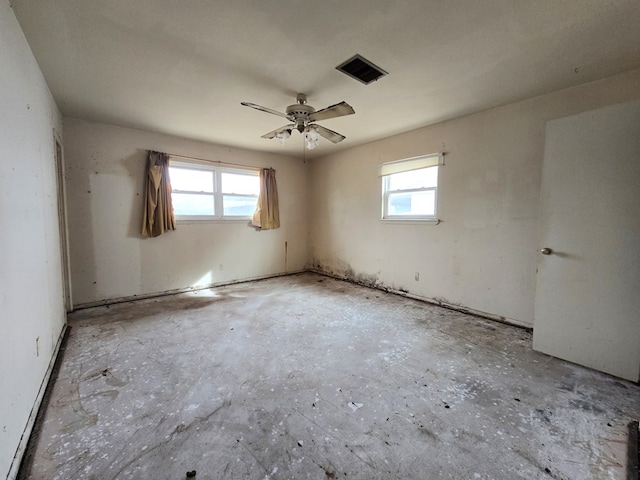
xmin=223 ymin=195 xmax=258 ymax=216
xmin=388 ymin=190 xmax=435 ymax=216
xmin=221 ymin=172 xmax=259 ymax=195
xmin=388 ymin=166 xmax=438 ymax=191
xmin=169 ymin=167 xmax=214 ymax=193
xmin=172 ymin=193 xmax=215 ymax=216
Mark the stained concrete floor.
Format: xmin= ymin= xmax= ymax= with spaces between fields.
xmin=19 ymin=273 xmax=639 ymax=480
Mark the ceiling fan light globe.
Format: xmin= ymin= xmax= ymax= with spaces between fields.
xmin=305 ymin=126 xmax=320 ymax=140
xmin=275 ymin=129 xmax=291 ymax=145
xmin=304 ymin=126 xmax=320 ymax=149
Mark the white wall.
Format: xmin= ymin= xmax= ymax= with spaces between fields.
xmin=0 ymin=2 xmax=66 ymax=478
xmin=308 ymin=69 xmax=640 ymax=327
xmin=63 ymin=118 xmax=309 ymax=306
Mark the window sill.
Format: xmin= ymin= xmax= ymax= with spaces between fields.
xmin=380 ymin=218 xmax=440 ymax=225
xmin=175 ymin=217 xmax=252 ymax=224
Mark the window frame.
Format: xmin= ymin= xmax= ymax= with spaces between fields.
xmin=169 ymin=158 xmax=260 ymax=222
xmin=380 ymin=153 xmax=442 ymax=222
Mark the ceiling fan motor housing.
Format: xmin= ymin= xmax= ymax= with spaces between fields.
xmin=286 ymin=103 xmax=315 ymax=132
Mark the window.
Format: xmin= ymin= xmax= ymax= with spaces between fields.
xmin=380 ymin=153 xmax=442 ymax=221
xmin=220 ymin=171 xmax=260 ymax=216
xmin=169 ymin=163 xmax=216 ymax=217
xmin=169 ymin=159 xmax=259 ymax=220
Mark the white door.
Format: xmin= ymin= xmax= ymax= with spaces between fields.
xmin=533 ymin=100 xmax=640 ymax=382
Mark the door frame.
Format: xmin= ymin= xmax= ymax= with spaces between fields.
xmin=54 ymin=129 xmax=73 ymax=312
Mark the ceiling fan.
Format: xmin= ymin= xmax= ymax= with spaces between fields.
xmin=241 ymin=94 xmax=355 ymax=149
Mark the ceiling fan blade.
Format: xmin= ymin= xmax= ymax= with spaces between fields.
xmin=241 ymin=102 xmax=289 ymax=119
xmin=314 ymin=125 xmax=346 ymax=144
xmin=261 ymin=125 xmax=295 ymax=139
xmin=308 ymin=101 xmax=355 ymax=122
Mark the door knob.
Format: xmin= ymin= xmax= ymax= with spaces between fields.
xmin=540 ymin=247 xmax=553 ymax=255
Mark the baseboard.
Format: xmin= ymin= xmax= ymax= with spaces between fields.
xmin=7 ymin=324 xmax=69 ymax=480
xmin=75 ymin=266 xmax=532 ymax=328
xmin=72 ymin=270 xmax=307 ymax=311
xmin=629 ymin=421 xmax=639 ymax=480
xmin=309 ymin=268 xmax=532 ymax=331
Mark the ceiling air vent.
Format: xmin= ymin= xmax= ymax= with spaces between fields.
xmin=336 ymin=54 xmax=388 ymax=85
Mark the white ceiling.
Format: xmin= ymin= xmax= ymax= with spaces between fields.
xmin=11 ymin=0 xmax=640 ymax=158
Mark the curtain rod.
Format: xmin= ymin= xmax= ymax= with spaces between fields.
xmin=164 ymin=152 xmax=264 ymax=172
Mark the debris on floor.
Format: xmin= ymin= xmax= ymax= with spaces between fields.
xmin=17 ymin=273 xmax=640 ymax=480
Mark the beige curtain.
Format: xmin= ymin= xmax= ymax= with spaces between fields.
xmin=252 ymin=167 xmax=280 ymax=230
xmin=141 ymin=151 xmax=176 ymax=237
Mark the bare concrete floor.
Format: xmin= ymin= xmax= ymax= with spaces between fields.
xmin=19 ymin=273 xmax=639 ymax=479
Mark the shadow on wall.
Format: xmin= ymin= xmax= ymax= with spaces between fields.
xmin=121 ymin=149 xmax=147 ymax=240
xmin=68 ymin=148 xmax=98 ymax=303
xmin=69 ymin=148 xmax=146 ymax=304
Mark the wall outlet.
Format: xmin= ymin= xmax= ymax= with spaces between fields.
xmin=219 ymin=263 xmax=224 ymax=272
xmin=414 ymin=272 xmax=420 ymax=281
